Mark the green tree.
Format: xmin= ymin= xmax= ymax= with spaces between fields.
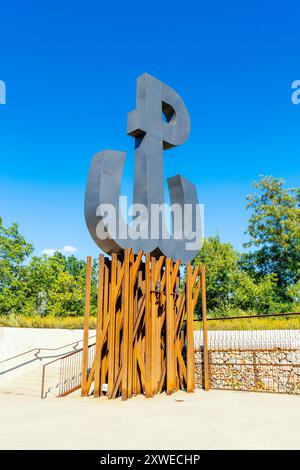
xmin=244 ymin=176 xmax=300 ymax=297
xmin=287 ymin=280 xmax=300 ymax=304
xmin=233 ymin=270 xmax=277 ymax=313
xmin=24 ymin=252 xmax=89 ymax=317
xmin=47 ymin=270 xmax=85 ymax=317
xmin=194 ymin=236 xmax=277 ymax=315
xmin=0 ymin=217 xmax=33 ymax=315
xmin=194 ymin=236 xmax=239 ymax=311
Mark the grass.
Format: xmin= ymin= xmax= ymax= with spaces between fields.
xmin=0 ymin=315 xmax=97 ymax=329
xmin=194 ymin=315 xmax=300 ymax=330
xmin=1 ymin=314 xmax=299 ymax=330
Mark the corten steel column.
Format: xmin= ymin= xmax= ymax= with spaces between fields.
xmin=107 ymin=254 xmax=117 ymax=398
xmin=81 ymin=256 xmax=92 ymax=396
xmin=94 ymin=255 xmax=104 ymax=398
xmin=121 ymin=249 xmax=130 ymax=400
xmin=186 ymin=262 xmax=195 ymax=392
xmin=127 ymin=252 xmax=135 ymax=399
xmin=145 ymin=254 xmax=152 ymax=397
xmin=100 ymin=260 xmax=109 ymax=395
xmin=166 ymin=257 xmax=176 ymax=394
xmin=201 ymin=266 xmax=210 ymax=391
xmin=150 ymin=257 xmax=160 ymax=393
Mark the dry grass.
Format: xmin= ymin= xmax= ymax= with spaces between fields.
xmin=0 ymin=315 xmax=97 ymax=329
xmin=194 ymin=315 xmax=300 ymax=331
xmin=1 ymin=314 xmax=299 ymax=331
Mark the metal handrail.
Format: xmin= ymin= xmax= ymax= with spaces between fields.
xmin=41 ymin=342 xmax=96 ymax=399
xmin=193 ymin=312 xmax=300 ymax=322
xmin=0 ymin=334 xmax=96 ymax=365
xmin=205 ymin=312 xmax=300 ymax=322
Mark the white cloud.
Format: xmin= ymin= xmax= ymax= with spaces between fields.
xmin=42 ymin=245 xmax=78 ymax=257
xmin=61 ymin=245 xmax=78 ymax=254
xmin=42 ymin=248 xmax=57 ymax=257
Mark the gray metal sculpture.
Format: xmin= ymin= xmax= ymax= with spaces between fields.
xmin=85 ymin=73 xmax=201 ymax=263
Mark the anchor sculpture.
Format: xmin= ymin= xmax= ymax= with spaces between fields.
xmin=85 ymin=73 xmax=201 ymax=262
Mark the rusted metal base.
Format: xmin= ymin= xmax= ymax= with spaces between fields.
xmin=80 ymin=249 xmax=201 ymax=400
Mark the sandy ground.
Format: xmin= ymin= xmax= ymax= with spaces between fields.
xmin=0 ymin=390 xmax=299 ymax=450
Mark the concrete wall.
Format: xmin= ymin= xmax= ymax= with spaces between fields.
xmin=0 ymin=327 xmax=96 ymax=386
xmin=0 ymin=327 xmax=95 ymax=362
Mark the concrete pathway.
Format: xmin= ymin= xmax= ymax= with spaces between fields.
xmin=0 ymin=390 xmax=299 ymax=450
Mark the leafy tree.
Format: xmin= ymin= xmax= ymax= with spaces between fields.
xmin=23 ymin=252 xmax=89 ymax=317
xmin=65 ymin=254 xmax=86 ymax=277
xmin=194 ymin=236 xmax=239 ymax=311
xmin=287 ymin=280 xmax=300 ymax=304
xmin=0 ymin=217 xmax=33 ymax=315
xmin=244 ymin=176 xmax=300 ymax=297
xmin=47 ymin=270 xmax=85 ymax=317
xmin=194 ymin=236 xmax=277 ymax=315
xmin=233 ymin=270 xmax=277 ymax=313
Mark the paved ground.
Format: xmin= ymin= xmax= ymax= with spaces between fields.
xmin=0 ymin=390 xmax=299 ymax=450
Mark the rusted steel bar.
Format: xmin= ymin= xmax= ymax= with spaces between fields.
xmin=201 ymin=265 xmax=210 ymax=391
xmin=186 ymin=262 xmax=195 ymax=392
xmin=94 ymin=255 xmax=105 ymax=398
xmin=165 ymin=257 xmax=174 ymax=394
xmin=107 ymin=254 xmax=117 ymax=398
xmin=81 ymin=256 xmax=92 ymax=397
xmin=122 ymin=249 xmax=130 ymax=400
xmin=77 ymin=251 xmax=200 ymax=400
xmin=59 ymin=384 xmax=81 ymax=397
xmin=127 ymin=252 xmax=142 ymax=398
xmin=145 ymin=254 xmax=152 ymax=398
xmin=150 ymin=257 xmax=158 ymax=394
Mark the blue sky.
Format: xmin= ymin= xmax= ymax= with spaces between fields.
xmin=1 ymin=0 xmax=300 ymax=259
